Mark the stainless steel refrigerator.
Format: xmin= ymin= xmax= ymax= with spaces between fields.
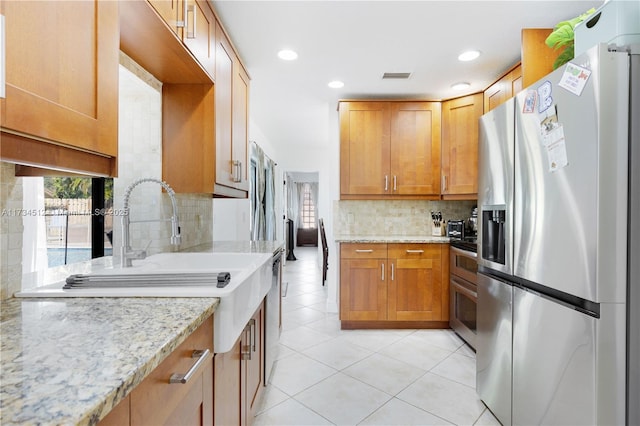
xmin=476 ymin=43 xmax=639 ymax=425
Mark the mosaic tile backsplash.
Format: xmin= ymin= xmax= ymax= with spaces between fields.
xmin=334 ymin=199 xmax=477 ymax=237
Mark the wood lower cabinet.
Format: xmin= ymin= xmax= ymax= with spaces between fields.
xmin=340 ymin=243 xmax=450 ymax=328
xmin=441 ymin=93 xmax=484 ymax=199
xmin=339 ymin=101 xmax=441 ymax=199
xmin=214 ymin=301 xmax=264 ymax=426
xmin=387 ymin=244 xmax=448 ymax=321
xmin=0 ymin=0 xmax=119 ymax=176
xmin=340 ymin=243 xmax=388 ymax=321
xmin=99 ymin=315 xmax=214 ymax=426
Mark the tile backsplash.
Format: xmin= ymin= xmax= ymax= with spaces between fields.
xmin=333 ymin=199 xmax=476 ymax=237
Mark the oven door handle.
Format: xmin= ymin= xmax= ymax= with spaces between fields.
xmin=451 ymin=276 xmax=477 ymax=301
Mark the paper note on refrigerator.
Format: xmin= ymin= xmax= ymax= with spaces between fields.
xmin=544 ymin=125 xmax=568 ymax=172
xmin=559 ymin=63 xmax=592 ymax=96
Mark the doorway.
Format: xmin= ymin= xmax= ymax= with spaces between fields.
xmin=284 ymin=172 xmax=319 ymax=260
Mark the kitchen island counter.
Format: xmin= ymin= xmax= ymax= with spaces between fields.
xmin=0 ymin=297 xmax=219 ymax=426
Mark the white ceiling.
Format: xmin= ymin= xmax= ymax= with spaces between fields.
xmin=212 ymin=0 xmax=602 ymax=150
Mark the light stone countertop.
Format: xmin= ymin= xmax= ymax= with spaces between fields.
xmin=334 ymin=235 xmax=450 ymax=243
xmin=0 ymin=297 xmax=219 ymax=426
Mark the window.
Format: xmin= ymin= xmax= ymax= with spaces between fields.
xmin=301 ymin=183 xmax=316 ymax=229
xmin=41 ymin=177 xmax=113 ymax=268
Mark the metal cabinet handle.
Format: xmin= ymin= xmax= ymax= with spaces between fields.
xmin=405 ymin=249 xmax=424 ymax=254
xmin=381 ymin=263 xmax=385 ymax=281
xmin=186 ymin=4 xmax=196 ymax=39
xmin=232 ymin=161 xmax=243 ymax=183
xmin=250 ymin=318 xmax=256 ymax=352
xmin=442 ymin=174 xmax=447 ymax=193
xmin=384 ymin=175 xmax=388 ymax=191
xmin=169 ymin=349 xmax=210 ymax=384
xmin=393 ymin=176 xmax=397 ymax=191
xmin=391 ymin=263 xmax=394 ymax=281
xmin=355 ymin=249 xmax=374 ymax=253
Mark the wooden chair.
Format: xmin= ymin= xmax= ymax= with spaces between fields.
xmin=319 ymin=219 xmax=328 ymax=285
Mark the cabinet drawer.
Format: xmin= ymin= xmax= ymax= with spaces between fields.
xmin=131 ymin=316 xmax=214 ymax=425
xmin=388 ymin=243 xmax=441 ymax=259
xmin=341 ymin=243 xmax=387 ymax=259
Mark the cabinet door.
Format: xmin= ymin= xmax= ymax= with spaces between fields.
xmin=340 ymin=258 xmax=388 ymax=321
xmin=390 ymin=102 xmax=441 ymax=195
xmin=340 ymin=102 xmax=391 ymax=196
xmin=148 ymin=0 xmax=183 ymax=35
xmin=244 ymin=302 xmax=263 ymax=423
xmin=214 ymin=339 xmax=242 ymax=426
xmin=232 ymin=64 xmax=250 ymax=192
xmin=0 ymin=0 xmax=118 ymax=157
xmin=182 ymin=0 xmax=216 ymax=79
xmin=483 ymin=65 xmax=521 ymax=113
xmin=441 ymin=94 xmax=484 ymax=197
xmin=387 ymin=244 xmax=444 ymax=321
xmin=131 ymin=317 xmax=214 ymax=425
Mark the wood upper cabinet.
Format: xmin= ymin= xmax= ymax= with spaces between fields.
xmin=214 ymin=301 xmax=264 ymax=426
xmin=387 ymin=244 xmax=447 ymax=321
xmin=390 ymin=102 xmax=442 ymax=195
xmin=147 ymin=0 xmax=215 ymax=79
xmin=340 ymin=243 xmax=388 ymax=321
xmin=99 ymin=316 xmax=214 ymax=426
xmin=441 ymin=93 xmax=484 ymax=199
xmin=484 ymin=64 xmax=522 ymax=113
xmin=339 ymin=102 xmax=391 ymax=196
xmin=215 ymin=23 xmax=249 ymax=197
xmin=340 ymin=101 xmax=441 ymax=199
xmin=162 ymin=83 xmax=215 ymax=193
xmin=340 ymin=243 xmax=450 ymax=326
xmin=182 ymin=0 xmax=216 ymax=78
xmin=0 ymin=0 xmax=119 ymax=176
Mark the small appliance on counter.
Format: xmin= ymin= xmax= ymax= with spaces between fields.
xmin=447 ymin=220 xmax=465 ymax=239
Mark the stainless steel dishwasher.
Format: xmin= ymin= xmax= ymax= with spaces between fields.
xmin=264 ymin=249 xmax=282 ymax=384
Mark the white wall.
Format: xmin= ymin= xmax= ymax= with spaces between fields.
xmin=269 ymin=103 xmax=341 ymax=312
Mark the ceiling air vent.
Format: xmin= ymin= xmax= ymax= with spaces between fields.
xmin=382 ymin=72 xmax=412 ymax=80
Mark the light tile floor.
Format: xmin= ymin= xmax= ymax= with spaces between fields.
xmin=255 ymin=247 xmax=499 ymax=426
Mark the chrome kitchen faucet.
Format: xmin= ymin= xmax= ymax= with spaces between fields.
xmin=121 ymin=178 xmax=181 ymax=267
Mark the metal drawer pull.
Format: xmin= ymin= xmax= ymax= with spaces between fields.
xmin=405 ymin=249 xmax=424 ymax=254
xmin=169 ymin=349 xmax=210 ymax=384
xmin=355 ymin=249 xmax=374 ymax=253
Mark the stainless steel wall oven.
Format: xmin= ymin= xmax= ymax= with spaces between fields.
xmin=449 ymin=244 xmax=478 ymax=350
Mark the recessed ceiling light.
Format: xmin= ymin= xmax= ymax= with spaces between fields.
xmin=458 ymin=50 xmax=481 ymax=62
xmin=277 ymin=49 xmax=298 ymax=61
xmin=328 ymin=80 xmax=344 ymax=89
xmin=451 ymin=82 xmax=471 ymax=90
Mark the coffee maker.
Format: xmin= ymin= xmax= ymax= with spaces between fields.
xmin=467 ymin=206 xmax=478 ymax=237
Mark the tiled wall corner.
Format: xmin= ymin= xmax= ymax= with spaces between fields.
xmin=113 ymin=57 xmax=213 ymax=260
xmin=0 ymin=163 xmax=24 ymax=300
xmin=333 ymin=199 xmax=476 ymax=237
